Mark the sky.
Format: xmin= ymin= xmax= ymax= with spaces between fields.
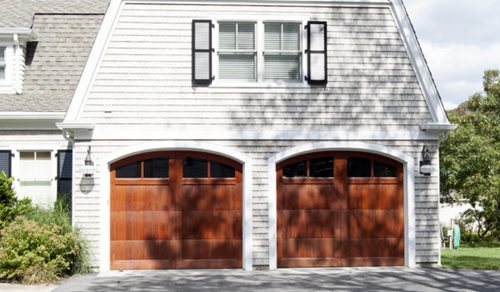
xmin=403 ymin=0 xmax=500 ymax=110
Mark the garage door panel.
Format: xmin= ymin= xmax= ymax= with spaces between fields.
xmin=280 ymin=210 xmax=341 ymax=238
xmin=282 ymin=238 xmax=340 ymax=258
xmin=348 ymin=184 xmax=402 ymax=210
xmin=182 ymin=211 xmax=241 ymax=240
xmin=113 ymin=240 xmax=181 ymax=261
xmin=111 ymin=260 xmax=177 ymax=270
xmin=344 ymin=238 xmax=404 ymax=258
xmin=280 ymin=183 xmax=337 ymax=209
xmin=183 ymin=184 xmax=239 ymax=211
xmin=348 ymin=210 xmax=403 ymax=238
xmin=182 ymin=239 xmax=242 ymax=260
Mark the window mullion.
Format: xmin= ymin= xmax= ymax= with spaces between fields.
xmin=235 ymin=23 xmax=239 ymax=50
xmin=257 ymin=21 xmax=264 ymax=83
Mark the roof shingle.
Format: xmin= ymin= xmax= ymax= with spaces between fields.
xmin=0 ymin=0 xmax=110 ymax=112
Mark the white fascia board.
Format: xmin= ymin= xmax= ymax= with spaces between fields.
xmin=0 ymin=28 xmax=37 ymax=41
xmin=0 ymin=112 xmax=65 ymax=120
xmin=56 ymin=122 xmax=95 ymax=130
xmin=390 ymin=0 xmax=449 ymax=124
xmin=420 ymin=122 xmax=457 ymax=132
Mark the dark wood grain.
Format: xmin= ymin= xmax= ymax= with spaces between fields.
xmin=277 ymin=152 xmax=404 ymax=268
xmin=110 ymin=151 xmax=242 ymax=270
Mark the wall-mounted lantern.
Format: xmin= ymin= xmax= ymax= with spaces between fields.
xmin=82 ymin=146 xmax=96 ymax=177
xmin=419 ymin=146 xmax=433 ymax=176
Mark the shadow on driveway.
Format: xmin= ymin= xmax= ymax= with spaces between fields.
xmin=53 ymin=268 xmax=500 ymax=292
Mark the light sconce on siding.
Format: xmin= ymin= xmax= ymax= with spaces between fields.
xmin=419 ymin=146 xmax=433 ymax=176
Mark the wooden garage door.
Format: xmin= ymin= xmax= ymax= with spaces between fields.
xmin=110 ymin=151 xmax=242 ymax=270
xmin=277 ymin=152 xmax=404 ymax=267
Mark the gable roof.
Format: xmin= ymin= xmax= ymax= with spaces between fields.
xmin=63 ymin=0 xmax=451 ymax=127
xmin=0 ymin=0 xmax=110 ymax=113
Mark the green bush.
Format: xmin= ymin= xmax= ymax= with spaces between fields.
xmin=0 ymin=173 xmax=90 ymax=283
xmin=0 ymin=217 xmax=80 ymax=284
xmin=0 ymin=172 xmax=17 ymax=229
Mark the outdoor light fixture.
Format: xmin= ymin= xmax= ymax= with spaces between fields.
xmin=419 ymin=146 xmax=433 ymax=176
xmin=82 ymin=146 xmax=96 ymax=177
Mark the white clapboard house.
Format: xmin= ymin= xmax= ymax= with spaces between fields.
xmin=0 ymin=0 xmax=456 ymax=271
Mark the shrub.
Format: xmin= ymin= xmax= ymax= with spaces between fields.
xmin=0 ymin=217 xmax=80 ymax=284
xmin=0 ymin=172 xmax=17 ymax=229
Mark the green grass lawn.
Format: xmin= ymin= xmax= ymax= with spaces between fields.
xmin=441 ymin=247 xmax=500 ymax=270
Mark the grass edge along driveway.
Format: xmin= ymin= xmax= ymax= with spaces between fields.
xmin=441 ymin=247 xmax=500 ymax=270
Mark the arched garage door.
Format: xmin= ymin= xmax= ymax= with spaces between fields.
xmin=277 ymin=152 xmax=404 ymax=267
xmin=110 ymin=151 xmax=242 ymax=270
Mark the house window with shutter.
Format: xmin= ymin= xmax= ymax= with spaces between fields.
xmin=306 ymin=21 xmax=328 ymax=85
xmin=218 ymin=22 xmax=257 ymax=81
xmin=264 ymin=22 xmax=301 ymax=81
xmin=192 ymin=19 xmax=327 ymax=86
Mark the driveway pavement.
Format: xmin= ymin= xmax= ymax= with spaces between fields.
xmin=52 ymin=268 xmax=500 ymax=292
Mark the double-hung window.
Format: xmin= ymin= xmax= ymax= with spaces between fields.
xmin=0 ymin=47 xmax=5 ymax=80
xmin=192 ymin=19 xmax=327 ymax=86
xmin=218 ymin=22 xmax=256 ymax=81
xmin=263 ymin=23 xmax=301 ymax=81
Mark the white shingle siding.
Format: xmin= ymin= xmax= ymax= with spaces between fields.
xmin=79 ymin=4 xmax=432 ymax=128
xmin=72 ymin=140 xmax=440 ymax=269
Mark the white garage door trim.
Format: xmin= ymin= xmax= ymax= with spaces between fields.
xmin=268 ymin=141 xmax=416 ymax=269
xmin=99 ymin=141 xmax=253 ymax=272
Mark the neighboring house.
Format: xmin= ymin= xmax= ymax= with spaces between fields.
xmin=0 ymin=0 xmax=456 ymax=271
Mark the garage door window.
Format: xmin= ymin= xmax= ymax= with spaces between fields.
xmin=211 ymin=161 xmax=235 ymax=178
xmin=374 ymin=160 xmax=397 ymax=177
xmin=347 ymin=157 xmax=371 ymax=177
xmin=116 ymin=162 xmax=141 ymax=178
xmin=348 ymin=157 xmax=398 ymax=178
xmin=144 ymin=158 xmax=169 ymax=178
xmin=183 ymin=157 xmax=236 ymax=178
xmin=283 ymin=157 xmax=334 ymax=178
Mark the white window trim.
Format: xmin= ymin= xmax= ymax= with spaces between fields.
xmin=11 ymin=148 xmax=59 ymax=208
xmin=212 ymin=19 xmax=308 ymax=87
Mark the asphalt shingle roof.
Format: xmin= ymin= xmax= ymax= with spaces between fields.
xmin=0 ymin=0 xmax=110 ymax=112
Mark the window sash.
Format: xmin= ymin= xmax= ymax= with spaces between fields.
xmin=307 ymin=21 xmax=328 ymax=85
xmin=263 ymin=22 xmax=302 ymax=81
xmin=218 ymin=22 xmax=257 ymax=81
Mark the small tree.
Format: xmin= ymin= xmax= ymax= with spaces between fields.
xmin=440 ymin=69 xmax=500 ymax=238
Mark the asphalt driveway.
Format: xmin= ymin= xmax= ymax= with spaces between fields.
xmin=53 ymin=268 xmax=500 ymax=292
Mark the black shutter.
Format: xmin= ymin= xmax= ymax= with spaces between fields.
xmin=57 ymin=150 xmax=73 ymax=197
xmin=0 ymin=150 xmax=12 ymax=177
xmin=192 ymin=20 xmax=213 ymax=85
xmin=306 ymin=21 xmax=327 ymax=85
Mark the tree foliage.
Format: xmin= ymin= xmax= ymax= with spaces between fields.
xmin=440 ymin=69 xmax=500 ymax=238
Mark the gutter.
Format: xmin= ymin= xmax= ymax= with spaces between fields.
xmin=0 ymin=112 xmax=65 ymax=120
xmin=0 ymin=28 xmax=37 ymax=41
